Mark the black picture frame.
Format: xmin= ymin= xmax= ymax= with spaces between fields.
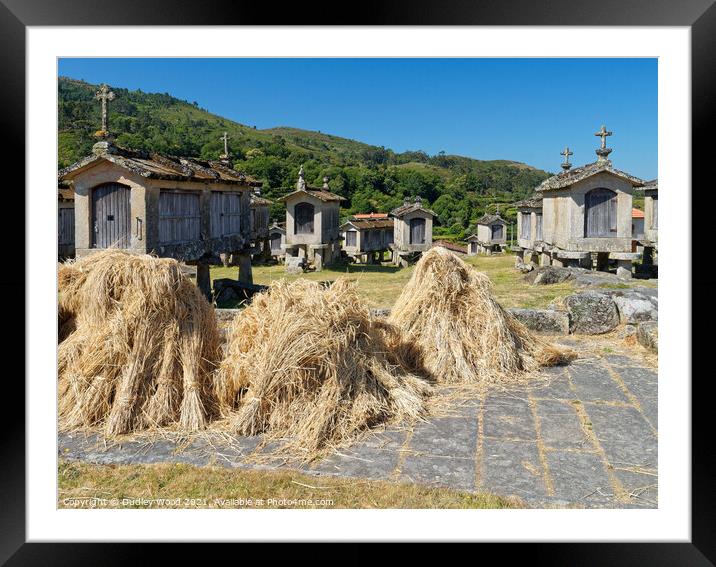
xmin=3 ymin=0 xmax=709 ymax=562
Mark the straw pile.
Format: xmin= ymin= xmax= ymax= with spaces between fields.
xmin=58 ymin=250 xmax=221 ymax=436
xmin=389 ymin=247 xmax=572 ymax=386
xmin=215 ymin=278 xmax=431 ymax=454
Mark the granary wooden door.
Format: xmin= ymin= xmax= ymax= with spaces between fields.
xmin=294 ymin=202 xmax=315 ymax=234
xmin=535 ymin=213 xmax=543 ymax=241
xmin=409 ymin=217 xmax=426 ymax=244
xmin=92 ymin=183 xmax=131 ymax=248
xmin=491 ymin=224 xmax=504 ymax=240
xmin=210 ymin=192 xmax=242 ymax=237
xmin=58 ymin=207 xmax=75 ymax=246
xmin=584 ymin=188 xmax=618 ymax=237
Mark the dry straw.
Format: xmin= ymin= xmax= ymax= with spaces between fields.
xmin=58 ymin=250 xmax=221 ymax=436
xmin=389 ymin=247 xmax=573 ymax=386
xmin=215 ymin=278 xmax=432 ymax=455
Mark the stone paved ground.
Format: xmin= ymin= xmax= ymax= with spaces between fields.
xmin=59 ymin=340 xmax=658 ymax=508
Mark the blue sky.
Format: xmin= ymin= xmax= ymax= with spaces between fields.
xmin=58 ymin=58 xmax=657 ymax=179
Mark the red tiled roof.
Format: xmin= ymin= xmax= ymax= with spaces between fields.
xmin=632 ymin=208 xmax=645 ymax=219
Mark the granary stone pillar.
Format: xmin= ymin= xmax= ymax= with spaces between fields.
xmin=236 ymin=252 xmax=253 ymax=285
xmin=595 ymin=252 xmax=610 ymax=272
xmin=552 ymin=257 xmax=565 ymax=268
xmin=540 ymin=252 xmax=551 ymax=267
xmin=580 ymin=254 xmax=593 ymax=270
xmin=616 ymin=260 xmax=633 ymax=280
xmin=196 ymin=263 xmax=212 ymax=303
xmin=313 ymin=249 xmax=324 ymax=271
xmin=514 ymin=250 xmax=524 ymax=266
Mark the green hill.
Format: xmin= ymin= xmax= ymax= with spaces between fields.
xmin=58 ymin=76 xmax=552 ymax=235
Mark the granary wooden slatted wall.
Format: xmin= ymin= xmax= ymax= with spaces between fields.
xmin=535 ymin=213 xmax=543 ymax=241
xmin=409 ymin=217 xmax=426 ymax=244
xmin=295 ymin=202 xmax=315 ymax=234
xmin=158 ymin=190 xmax=201 ymax=244
xmin=521 ymin=212 xmax=531 ymax=240
xmin=91 ymin=182 xmax=131 ymax=248
xmin=584 ymin=188 xmax=618 ymax=237
xmin=210 ymin=191 xmax=243 ymax=237
xmin=345 ymin=230 xmax=357 ymax=247
xmin=271 ymin=233 xmax=282 ymax=250
xmin=58 ymin=208 xmax=75 ymax=246
xmin=491 ymin=224 xmax=504 ymax=240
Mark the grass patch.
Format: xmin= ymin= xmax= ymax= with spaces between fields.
xmin=58 ymin=460 xmax=519 ymax=509
xmin=211 ymin=254 xmax=575 ymax=310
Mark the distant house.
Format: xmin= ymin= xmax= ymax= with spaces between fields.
xmin=58 ymin=181 xmax=75 ymax=259
xmin=389 ymin=197 xmax=435 ymax=267
xmin=467 ymin=213 xmax=508 ymax=255
xmin=513 ymin=194 xmax=544 ymax=265
xmin=278 ymin=167 xmax=346 ymax=271
xmin=533 ymin=127 xmax=645 ymax=278
xmin=340 ymin=214 xmax=394 ymax=263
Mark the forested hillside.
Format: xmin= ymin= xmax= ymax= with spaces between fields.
xmin=59 ymin=77 xmax=552 ymax=238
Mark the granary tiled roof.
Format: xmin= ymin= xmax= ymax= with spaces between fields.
xmin=476 ymin=214 xmax=506 ymax=226
xmin=341 ymin=219 xmax=395 ymax=230
xmin=513 ymin=194 xmax=543 ymax=209
xmin=58 ymin=144 xmax=262 ymax=187
xmin=58 ymin=180 xmax=74 ymax=202
xmin=250 ymin=193 xmax=273 ymax=207
xmin=277 ymin=187 xmax=346 ymax=203
xmin=353 ymin=212 xmax=389 ymax=219
xmin=433 ymin=240 xmax=467 ymax=254
xmin=536 ymin=161 xmax=645 ymax=192
xmin=390 ymin=202 xmax=436 ymax=218
xmin=641 ymin=179 xmax=658 ymax=192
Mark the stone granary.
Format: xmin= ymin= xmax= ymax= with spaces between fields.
xmin=641 ymin=179 xmax=658 ymax=265
xmin=58 ymin=86 xmax=262 ymax=299
xmin=513 ymin=193 xmax=545 ymax=265
xmin=267 ymin=220 xmax=286 ymax=261
xmin=250 ymin=190 xmax=273 ymax=260
xmin=278 ymin=167 xmax=345 ymax=271
xmin=58 ymin=181 xmax=75 ymax=260
xmin=531 ymin=127 xmax=646 ymax=278
xmin=389 ymin=197 xmax=435 ymax=267
xmin=467 ymin=213 xmax=508 ymax=255
xmin=340 ymin=213 xmax=394 ymax=263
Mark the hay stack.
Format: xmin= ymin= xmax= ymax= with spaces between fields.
xmin=389 ymin=247 xmax=571 ymax=386
xmin=58 ymin=250 xmax=221 ymax=436
xmin=215 ymin=278 xmax=431 ymax=454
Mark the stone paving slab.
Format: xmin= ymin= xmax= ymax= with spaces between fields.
xmin=58 ymin=347 xmax=658 ymax=509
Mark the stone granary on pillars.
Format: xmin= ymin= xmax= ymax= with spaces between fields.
xmin=389 ymin=196 xmax=435 ymax=267
xmin=58 ymin=181 xmax=75 ymax=260
xmin=640 ymin=179 xmax=658 ymax=265
xmin=340 ymin=213 xmax=394 ymax=263
xmin=533 ymin=126 xmax=646 ymax=278
xmin=467 ymin=212 xmax=508 ymax=255
xmin=278 ymin=167 xmax=345 ymax=271
xmin=267 ymin=220 xmax=286 ymax=261
xmin=58 ymin=86 xmax=262 ymax=299
xmin=513 ymin=193 xmax=544 ymax=265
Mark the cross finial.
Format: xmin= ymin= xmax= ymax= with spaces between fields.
xmin=595 ymin=125 xmax=612 ymax=149
xmin=297 ymin=165 xmax=306 ymax=191
xmin=219 ymin=131 xmax=230 ymax=158
xmin=560 ymin=146 xmax=573 ymax=170
xmin=94 ymin=84 xmax=115 ymax=135
xmin=594 ymin=124 xmax=614 ymax=162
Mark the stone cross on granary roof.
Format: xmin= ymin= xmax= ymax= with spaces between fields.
xmin=220 ymin=131 xmax=230 ymax=160
xmin=560 ymin=146 xmax=573 ymax=170
xmin=594 ymin=124 xmax=613 ymax=162
xmin=95 ymin=84 xmax=115 ymax=135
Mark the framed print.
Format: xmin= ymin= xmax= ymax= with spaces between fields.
xmin=2 ymin=0 xmax=711 ymax=561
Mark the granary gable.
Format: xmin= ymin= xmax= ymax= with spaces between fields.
xmin=535 ymin=160 xmax=646 ymax=192
xmin=59 ymin=144 xmax=262 ymax=187
xmin=390 ymin=196 xmax=436 ymax=218
xmin=475 ymin=213 xmax=507 ymax=226
xmin=277 ymin=167 xmax=345 ymax=204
